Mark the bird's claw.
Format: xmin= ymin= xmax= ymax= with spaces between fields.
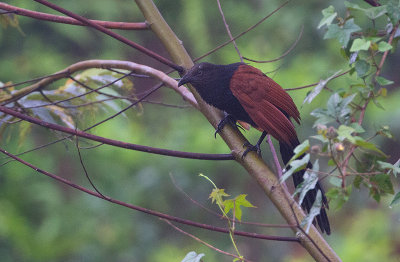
xmin=242 ymin=142 xmax=262 ymax=159
xmin=214 ymin=114 xmax=236 ymax=138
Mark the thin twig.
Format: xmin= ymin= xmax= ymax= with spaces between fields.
xmin=285 ymin=70 xmax=350 ymax=91
xmin=0 ymin=105 xmax=235 ymax=161
xmin=162 ymin=219 xmax=252 ymax=262
xmin=216 ymin=0 xmax=243 ymax=62
xmin=194 ymin=0 xmax=291 ymax=62
xmin=1 ymin=81 xmax=166 ymax=164
xmin=0 ymin=146 xmax=298 ymax=242
xmin=33 ymin=0 xmax=183 ymax=72
xmin=244 ymin=25 xmax=304 ymax=63
xmin=169 ymin=174 xmax=295 ymax=228
xmin=0 ymin=3 xmax=148 ymax=30
xmin=75 ymin=136 xmax=107 ymax=198
xmin=376 ymin=23 xmax=399 ymax=76
xmin=0 ymin=72 xmax=68 ymax=90
xmin=0 ymin=60 xmax=197 ymax=108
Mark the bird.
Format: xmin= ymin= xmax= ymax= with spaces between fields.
xmin=178 ymin=62 xmax=330 ymax=235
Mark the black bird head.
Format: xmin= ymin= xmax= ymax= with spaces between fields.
xmin=178 ymin=62 xmax=214 ymax=87
xmin=178 ymin=62 xmax=243 ymax=88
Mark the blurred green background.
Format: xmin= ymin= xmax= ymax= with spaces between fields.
xmin=1 ymin=0 xmax=399 ymax=261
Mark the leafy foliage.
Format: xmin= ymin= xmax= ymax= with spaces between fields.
xmin=223 ymin=194 xmax=256 ymax=222
xmin=0 ymin=69 xmax=136 ymax=138
xmin=313 ymin=0 xmax=400 ymax=209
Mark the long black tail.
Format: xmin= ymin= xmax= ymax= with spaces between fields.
xmin=279 ymin=141 xmax=331 ymax=235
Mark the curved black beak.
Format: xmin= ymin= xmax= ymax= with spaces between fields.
xmin=178 ymin=75 xmax=190 ymax=87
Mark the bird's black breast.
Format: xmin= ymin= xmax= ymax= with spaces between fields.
xmin=193 ymin=63 xmax=256 ymax=126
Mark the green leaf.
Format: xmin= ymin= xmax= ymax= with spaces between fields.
xmin=377 ymin=125 xmax=393 ymax=139
xmin=181 ymin=251 xmax=205 ymax=262
xmin=281 ymin=154 xmax=310 ymax=183
xmin=223 ymin=194 xmax=256 ymax=221
xmin=303 ymin=70 xmax=342 ymax=104
xmin=300 ymin=190 xmax=322 ymax=233
xmin=376 ymin=76 xmax=394 ymax=86
xmin=354 ymin=137 xmax=387 ymax=157
xmin=355 ymin=59 xmax=370 ymax=78
xmin=288 ymin=140 xmax=310 ymax=164
xmin=318 ymin=6 xmax=337 ymax=28
xmin=324 ymin=19 xmax=361 ymax=46
xmin=345 ymin=1 xmax=388 ymax=19
xmin=337 ymin=125 xmax=356 ymax=143
xmin=370 ymin=174 xmax=394 ymax=197
xmin=387 ymin=0 xmax=400 ymax=23
xmin=312 ymin=93 xmax=356 ymax=126
xmin=350 ymin=38 xmax=371 ymax=52
xmin=345 ymin=1 xmax=364 ymax=11
xmin=349 ymin=122 xmax=365 ymax=133
xmin=390 ymin=192 xmax=400 ymax=207
xmin=329 ymin=176 xmax=343 ymax=187
xmin=353 ymin=175 xmax=363 ymax=189
xmin=310 ymin=108 xmax=336 ymax=126
xmin=209 ymin=188 xmax=229 ymax=206
xmin=293 ymin=160 xmax=319 ymax=206
xmin=364 ymin=6 xmax=388 ymax=19
xmin=378 ymin=41 xmax=393 ymax=52
xmin=377 ymin=160 xmax=400 ymax=177
xmin=326 ymin=186 xmax=351 ymax=210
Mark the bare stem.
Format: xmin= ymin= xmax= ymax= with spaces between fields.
xmin=216 ymin=0 xmax=243 ymax=62
xmin=0 ymin=3 xmax=148 ymax=30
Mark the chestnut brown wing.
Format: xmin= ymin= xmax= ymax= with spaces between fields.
xmin=230 ymin=65 xmax=300 ymax=146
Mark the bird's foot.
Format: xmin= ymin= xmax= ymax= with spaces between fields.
xmin=242 ymin=142 xmax=262 ymax=158
xmin=214 ymin=114 xmax=237 ymax=138
xmin=241 ymin=131 xmax=267 ymax=159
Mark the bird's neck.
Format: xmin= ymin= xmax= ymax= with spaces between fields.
xmin=195 ymin=63 xmax=243 ymax=107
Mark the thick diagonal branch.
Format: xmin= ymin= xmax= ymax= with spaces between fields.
xmin=134 ymin=1 xmax=341 ymax=261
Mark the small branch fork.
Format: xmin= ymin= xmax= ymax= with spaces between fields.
xmin=0 ymin=3 xmax=148 ymax=30
xmin=0 ymin=147 xmax=298 ymax=243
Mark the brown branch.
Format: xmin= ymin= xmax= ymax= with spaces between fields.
xmin=136 ymin=1 xmax=340 ymax=260
xmin=0 ymin=3 xmax=148 ymax=30
xmin=0 ymin=146 xmax=298 ymax=242
xmin=0 ymin=105 xmax=234 ymax=161
xmin=169 ymin=174 xmax=296 ymax=229
xmin=1 ymin=83 xmax=164 ymax=164
xmin=0 ymin=72 xmax=67 ymax=90
xmin=376 ymin=23 xmax=399 ymax=76
xmin=75 ymin=136 xmax=106 ymax=198
xmin=0 ymin=60 xmax=197 ymax=108
xmin=32 ymin=0 xmax=183 ymax=72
